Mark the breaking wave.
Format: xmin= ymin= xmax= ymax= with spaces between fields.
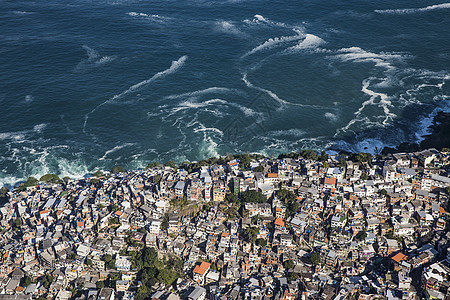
xmin=375 ymin=3 xmax=450 ymax=14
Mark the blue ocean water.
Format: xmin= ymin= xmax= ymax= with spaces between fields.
xmin=1 ymin=0 xmax=450 ymax=186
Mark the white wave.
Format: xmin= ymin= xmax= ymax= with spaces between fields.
xmin=83 ymin=45 xmax=99 ymax=61
xmin=173 ymin=97 xmax=259 ymax=117
xmin=13 ymin=11 xmax=33 ymax=15
xmin=375 ymin=3 xmax=450 ymax=14
xmin=254 ymin=14 xmax=267 ymax=22
xmin=95 ymin=56 xmax=115 ymax=65
xmin=76 ymin=46 xmax=116 ymax=71
xmin=286 ymin=34 xmax=325 ymax=51
xmin=164 ymin=87 xmax=236 ymax=100
xmin=242 ymin=29 xmax=304 ymax=58
xmin=0 ymin=124 xmax=46 ymax=141
xmin=334 ymin=47 xmax=406 ymax=70
xmin=242 ymin=73 xmax=319 ymax=109
xmin=127 ymin=12 xmax=172 ymax=23
xmin=324 ymin=112 xmax=338 ymax=121
xmin=33 ymin=123 xmax=47 ymax=133
xmin=333 ymin=138 xmax=391 ymax=155
xmin=198 ymin=136 xmax=219 ymax=158
xmin=335 ymin=79 xmax=395 ymax=136
xmin=243 ymin=14 xmax=288 ymax=28
xmin=194 ymin=127 xmax=224 ymax=136
xmin=99 ymin=143 xmax=136 ymax=160
xmin=25 ymin=95 xmax=34 ymax=103
xmin=269 ymin=129 xmax=306 ymax=137
xmin=84 ymin=55 xmax=188 ymax=131
xmin=415 ymin=97 xmax=450 ymax=143
xmin=215 ymin=20 xmax=245 ymax=36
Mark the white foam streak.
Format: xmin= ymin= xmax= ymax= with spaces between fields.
xmin=83 ymin=55 xmax=188 ymax=132
xmin=215 ymin=21 xmax=245 ymax=36
xmin=0 ymin=124 xmax=47 ymax=141
xmin=334 ymin=47 xmax=405 ymax=70
xmin=99 ymin=143 xmax=136 ymax=161
xmin=242 ymin=73 xmax=317 ymax=109
xmin=287 ymin=34 xmax=325 ymax=51
xmin=243 ymin=14 xmax=288 ymax=28
xmin=164 ymin=87 xmax=235 ymax=100
xmin=25 ymin=95 xmax=34 ymax=103
xmin=375 ymin=3 xmax=450 ymax=14
xmin=127 ymin=12 xmax=171 ymax=23
xmin=242 ymin=30 xmax=304 ymax=58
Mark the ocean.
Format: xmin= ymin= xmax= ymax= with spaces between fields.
xmin=1 ymin=0 xmax=449 ymax=186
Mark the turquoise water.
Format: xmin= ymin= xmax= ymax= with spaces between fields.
xmin=1 ymin=0 xmax=450 ymax=185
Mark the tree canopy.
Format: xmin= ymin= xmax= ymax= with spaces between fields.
xmin=111 ymin=165 xmax=125 ymax=174
xmin=40 ymin=174 xmax=62 ymax=184
xmin=240 ymin=190 xmax=267 ymax=203
xmin=244 ymin=227 xmax=259 ymax=244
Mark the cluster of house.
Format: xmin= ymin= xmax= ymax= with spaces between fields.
xmin=0 ymin=148 xmax=449 ymax=300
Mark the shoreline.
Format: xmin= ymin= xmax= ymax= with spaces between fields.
xmin=2 ymin=111 xmax=449 ymax=189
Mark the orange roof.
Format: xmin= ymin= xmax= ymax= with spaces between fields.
xmin=268 ymin=173 xmax=278 ymax=178
xmin=3 ymin=251 xmax=9 ymax=258
xmin=440 ymin=207 xmax=446 ymax=214
xmin=296 ymin=196 xmax=302 ymax=200
xmin=392 ymin=252 xmax=407 ymax=263
xmin=77 ymin=221 xmax=85 ymax=227
xmin=274 ymin=217 xmax=284 ymax=227
xmin=115 ymin=211 xmax=123 ymax=216
xmin=324 ymin=177 xmax=336 ymax=185
xmin=193 ymin=261 xmax=211 ymax=275
xmin=39 ymin=210 xmax=50 ymax=215
xmin=276 ymin=207 xmax=283 ymax=212
xmin=221 ymin=232 xmax=229 ymax=238
xmin=15 ymin=286 xmax=25 ymax=292
xmin=331 ymin=188 xmax=336 ymax=193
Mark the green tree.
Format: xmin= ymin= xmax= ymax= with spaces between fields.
xmin=300 ymin=150 xmax=318 ymax=161
xmin=111 ymin=165 xmax=125 ymax=174
xmin=96 ymin=281 xmax=104 ymax=289
xmin=235 ymin=154 xmax=252 ymax=169
xmin=380 ymin=189 xmax=388 ymax=196
xmin=151 ymin=174 xmax=161 ymax=184
xmin=63 ymin=176 xmax=71 ymax=183
xmin=319 ymin=150 xmax=329 ymax=162
xmin=240 ymin=190 xmax=267 ymax=203
xmin=40 ymin=174 xmax=62 ymax=184
xmin=135 ymin=284 xmax=150 ymax=300
xmin=360 ymin=173 xmax=369 ymax=180
xmin=22 ymin=276 xmax=32 ymax=287
xmin=110 ymin=204 xmax=120 ymax=212
xmin=85 ymin=258 xmax=93 ymax=266
xmin=225 ymin=193 xmax=239 ymax=204
xmin=256 ymin=238 xmax=267 ymax=247
xmin=355 ymin=229 xmax=367 ymax=241
xmin=146 ymin=162 xmax=160 ymax=169
xmin=160 ymin=213 xmax=169 ymax=231
xmin=253 ymin=165 xmax=264 ymax=172
xmin=165 ymin=161 xmax=176 ymax=168
xmin=311 ymin=252 xmax=320 ymax=266
xmin=93 ymin=170 xmax=103 ymax=177
xmin=446 ymin=186 xmax=450 ymax=195
xmin=284 ymin=260 xmax=295 ymax=270
xmin=41 ymin=274 xmax=53 ymax=289
xmin=14 ymin=217 xmax=23 ymax=228
xmin=323 ymin=162 xmax=329 ymax=169
xmin=0 ymin=187 xmax=8 ymax=200
xmin=156 ymin=268 xmax=178 ymax=285
xmin=244 ymin=227 xmax=259 ymax=244
xmin=17 ymin=176 xmax=39 ymax=191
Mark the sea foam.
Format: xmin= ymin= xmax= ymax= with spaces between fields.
xmin=375 ymin=3 xmax=450 ymax=14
